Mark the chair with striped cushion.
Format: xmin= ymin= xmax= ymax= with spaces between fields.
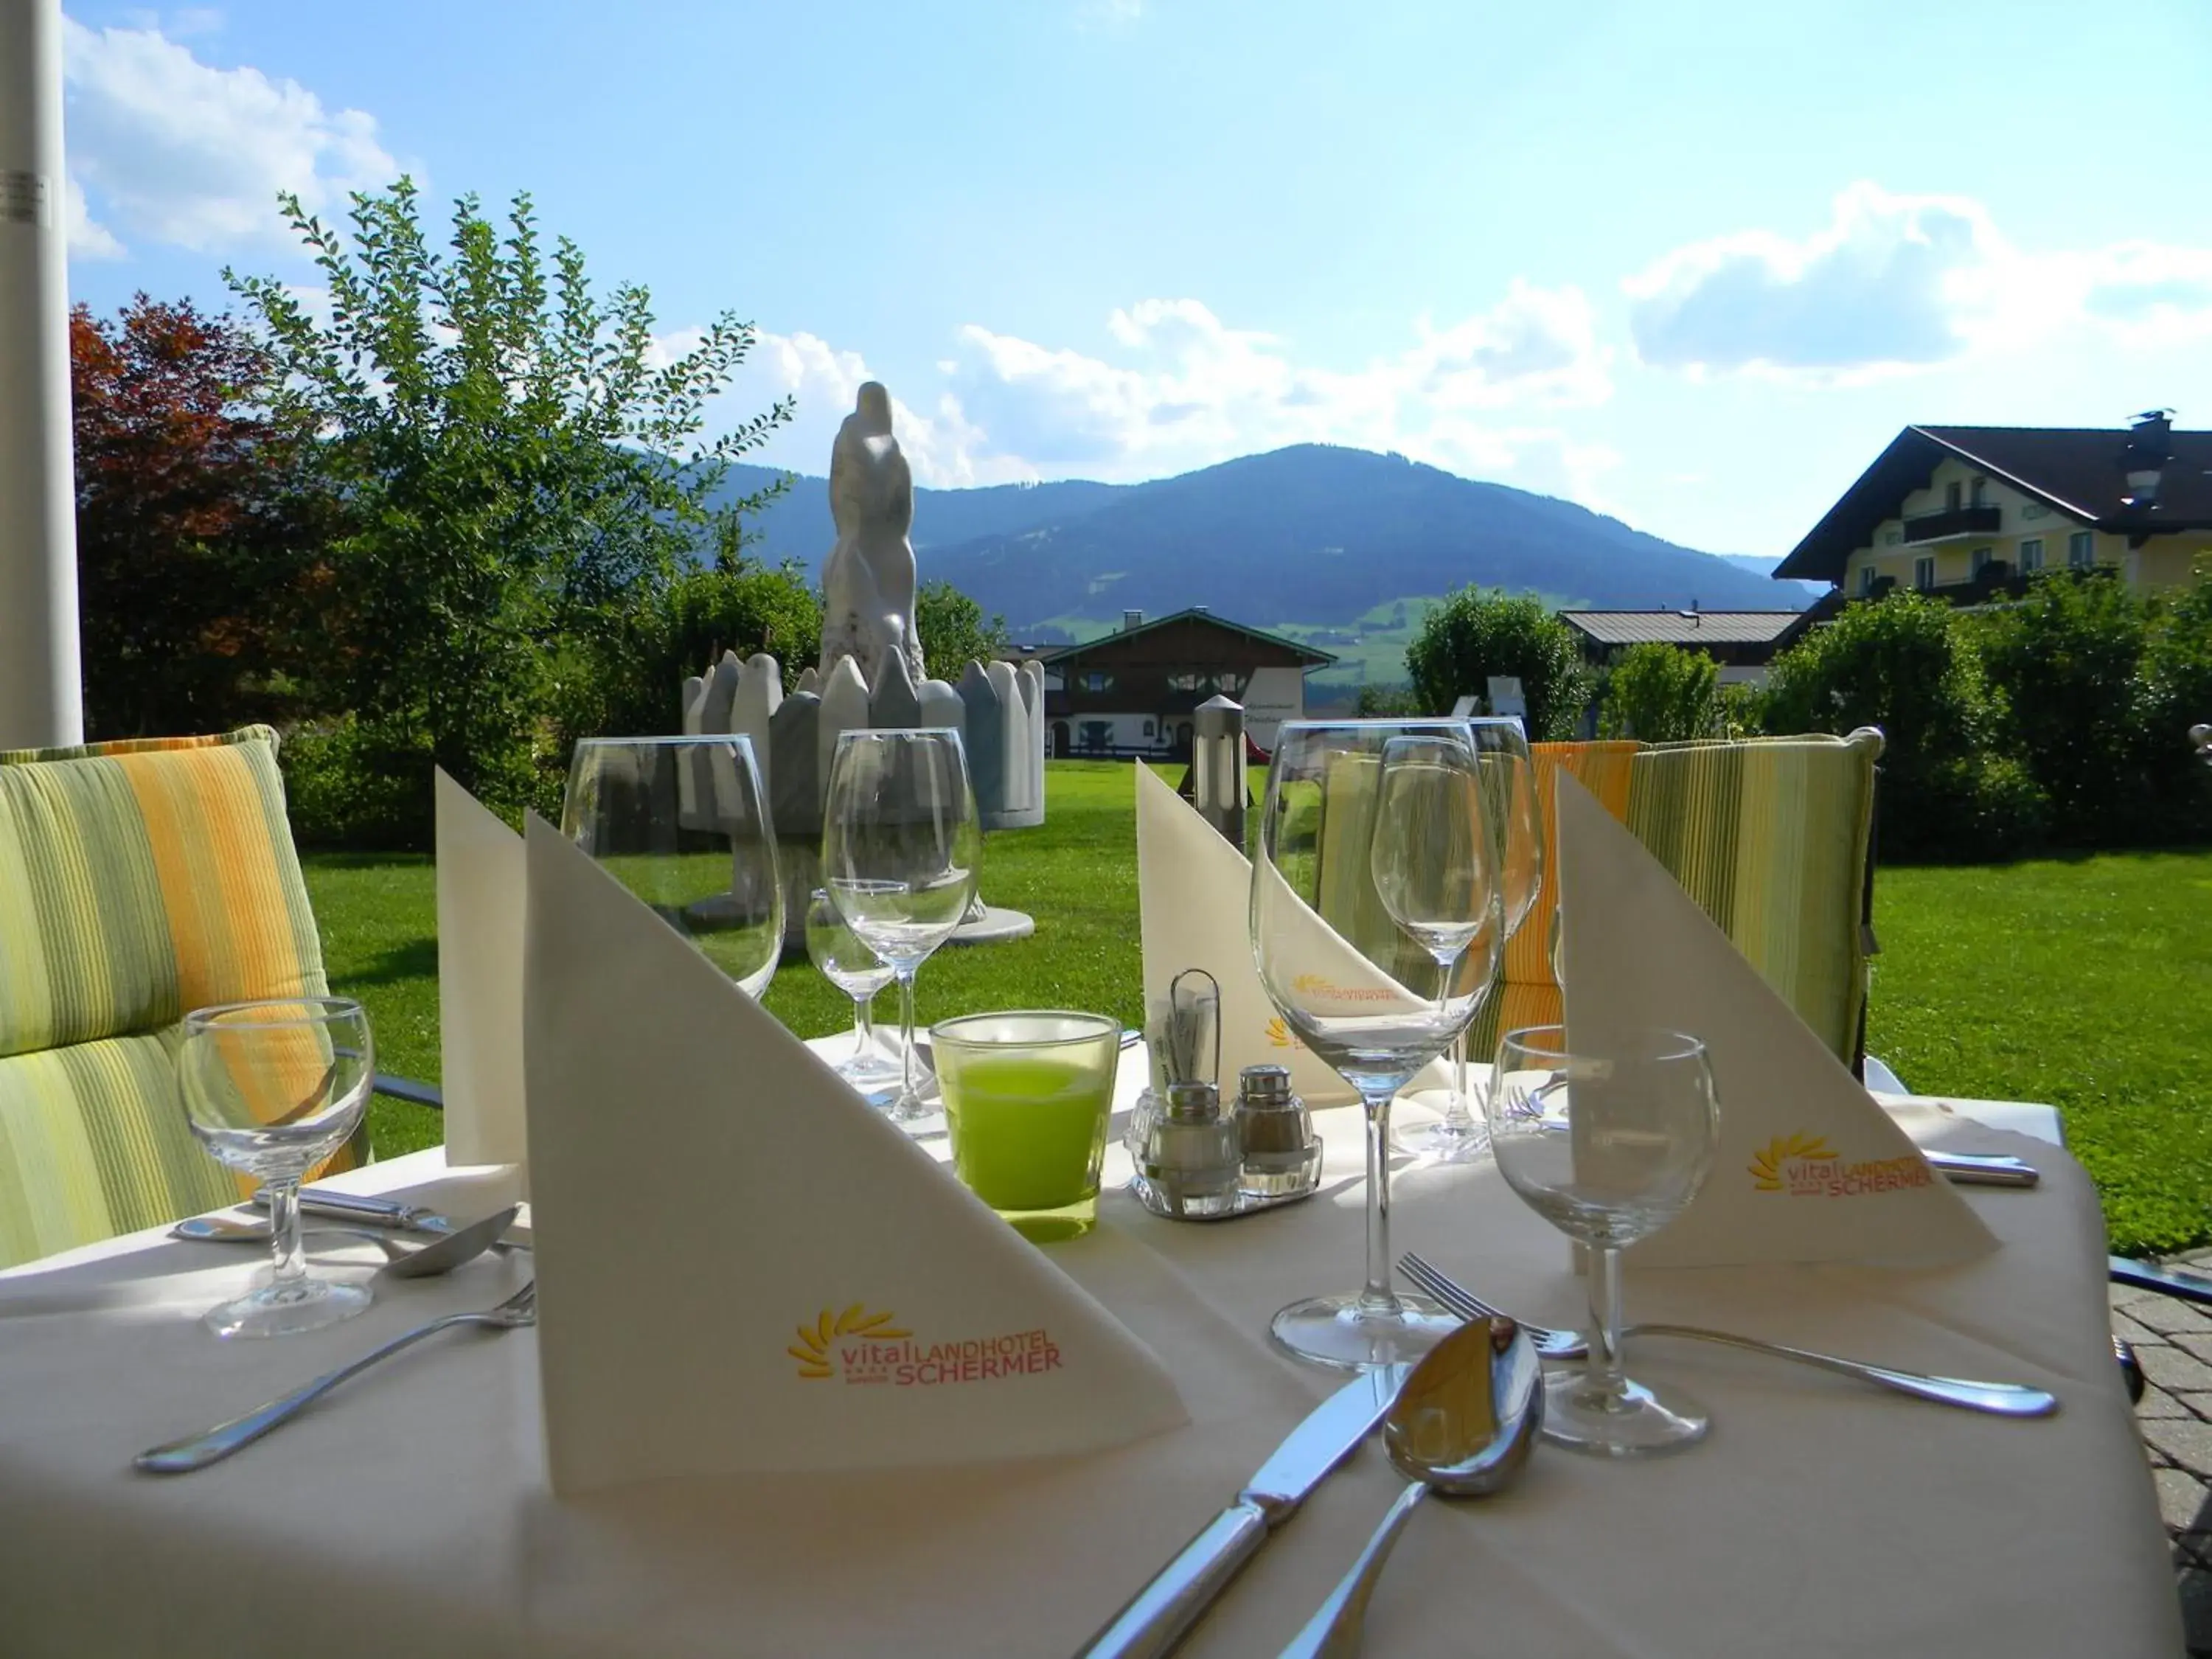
xmin=1623 ymin=729 xmax=1883 ymax=1068
xmin=0 ymin=726 xmax=371 ymax=1270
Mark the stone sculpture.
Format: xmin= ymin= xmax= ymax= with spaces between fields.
xmin=819 ymin=383 xmax=925 ymax=684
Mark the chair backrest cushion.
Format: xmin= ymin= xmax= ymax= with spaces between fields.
xmin=0 ymin=727 xmax=327 ymax=1058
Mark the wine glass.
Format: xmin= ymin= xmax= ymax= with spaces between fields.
xmin=561 ymin=735 xmax=783 ymax=999
xmin=1484 ymin=1023 xmax=1721 ymax=1455
xmin=176 ymin=997 xmax=376 ymax=1338
xmin=1398 ymin=718 xmax=1543 ymax=1162
xmin=805 ymin=886 xmax=902 ymax=1097
xmin=1252 ymin=719 xmax=1495 ymax=1369
xmin=822 ymin=728 xmax=981 ymax=1122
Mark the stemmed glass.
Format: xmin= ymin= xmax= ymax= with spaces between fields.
xmin=1252 ymin=719 xmax=1496 ymax=1370
xmin=822 ymin=728 xmax=981 ymax=1122
xmin=561 ymin=735 xmax=783 ymax=999
xmin=1484 ymin=1024 xmax=1721 ymax=1455
xmin=805 ymin=886 xmax=902 ymax=1098
xmin=177 ymin=997 xmax=376 ymax=1338
xmin=1399 ymin=718 xmax=1543 ymax=1161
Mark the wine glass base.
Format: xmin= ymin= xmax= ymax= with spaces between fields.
xmin=1539 ymin=1368 xmax=1708 ymax=1458
xmin=1394 ymin=1116 xmax=1492 ymax=1164
xmin=203 ymin=1275 xmax=372 ymax=1340
xmin=1269 ymin=1292 xmax=1459 ymax=1371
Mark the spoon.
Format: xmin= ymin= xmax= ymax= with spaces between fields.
xmin=1279 ymin=1315 xmax=1543 ymax=1658
xmin=170 ymin=1206 xmax=520 ymax=1281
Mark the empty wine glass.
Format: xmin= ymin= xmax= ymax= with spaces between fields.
xmin=561 ymin=735 xmax=783 ymax=999
xmin=1253 ymin=718 xmax=1495 ymax=1370
xmin=806 ymin=886 xmax=902 ymax=1097
xmin=822 ymin=728 xmax=981 ymax=1122
xmin=177 ymin=997 xmax=376 ymax=1338
xmin=1484 ymin=1024 xmax=1721 ymax=1455
xmin=1399 ymin=718 xmax=1543 ymax=1162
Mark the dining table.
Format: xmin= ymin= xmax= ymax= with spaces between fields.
xmin=0 ymin=1043 xmax=2182 ymax=1658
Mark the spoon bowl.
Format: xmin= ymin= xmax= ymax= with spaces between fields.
xmin=375 ymin=1205 xmax=521 ymax=1281
xmin=1281 ymin=1315 xmax=1543 ymax=1658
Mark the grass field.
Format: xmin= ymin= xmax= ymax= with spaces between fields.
xmin=306 ymin=761 xmax=2212 ymax=1256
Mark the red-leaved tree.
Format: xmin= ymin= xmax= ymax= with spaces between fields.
xmin=72 ymin=295 xmax=336 ymax=738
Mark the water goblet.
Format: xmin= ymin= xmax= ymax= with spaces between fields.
xmin=561 ymin=735 xmax=783 ymax=998
xmin=822 ymin=728 xmax=981 ymax=1122
xmin=805 ymin=886 xmax=902 ymax=1096
xmin=176 ymin=997 xmax=377 ymax=1339
xmin=1253 ymin=718 xmax=1495 ymax=1370
xmin=1397 ymin=717 xmax=1542 ymax=1163
xmin=1483 ymin=1023 xmax=1721 ymax=1455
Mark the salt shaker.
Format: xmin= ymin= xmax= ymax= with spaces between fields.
xmin=1136 ymin=1079 xmax=1242 ymax=1218
xmin=1235 ymin=1064 xmax=1323 ymax=1199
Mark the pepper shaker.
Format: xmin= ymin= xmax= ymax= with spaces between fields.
xmin=1235 ymin=1064 xmax=1323 ymax=1199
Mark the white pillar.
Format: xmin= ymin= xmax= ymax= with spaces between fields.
xmin=0 ymin=0 xmax=83 ymax=749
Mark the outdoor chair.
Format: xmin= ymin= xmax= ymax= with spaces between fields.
xmin=0 ymin=726 xmax=438 ymax=1272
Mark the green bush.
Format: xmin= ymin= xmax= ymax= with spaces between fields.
xmin=1403 ymin=587 xmax=1591 ymax=740
xmin=1762 ymin=592 xmax=2042 ymax=860
xmin=1598 ymin=642 xmax=1719 ymax=741
xmin=2140 ymin=572 xmax=2212 ymax=837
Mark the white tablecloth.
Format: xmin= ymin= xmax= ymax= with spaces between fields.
xmin=0 ymin=1059 xmax=2179 ymax=1658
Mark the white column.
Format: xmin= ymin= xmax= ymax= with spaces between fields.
xmin=0 ymin=0 xmax=84 ymax=749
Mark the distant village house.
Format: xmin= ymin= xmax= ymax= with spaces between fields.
xmin=1039 ymin=608 xmax=1335 ymax=759
xmin=1559 ymin=608 xmax=1820 ymax=687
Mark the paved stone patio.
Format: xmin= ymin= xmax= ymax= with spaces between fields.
xmin=2113 ymin=1265 xmax=2212 ymax=1656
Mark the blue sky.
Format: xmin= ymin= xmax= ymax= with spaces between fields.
xmin=57 ymin=0 xmax=2212 ymax=559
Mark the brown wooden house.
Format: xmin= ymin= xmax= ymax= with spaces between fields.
xmin=1040 ymin=608 xmax=1335 ymax=759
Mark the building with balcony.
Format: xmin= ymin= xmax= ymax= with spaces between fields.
xmin=1774 ymin=412 xmax=2212 ymax=605
xmin=1039 ymin=608 xmax=1335 ymax=759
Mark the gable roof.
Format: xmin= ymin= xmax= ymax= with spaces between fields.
xmin=1040 ymin=608 xmax=1337 ymax=668
xmin=1559 ymin=610 xmax=1810 ymax=648
xmin=1775 ymin=422 xmax=2212 ymax=583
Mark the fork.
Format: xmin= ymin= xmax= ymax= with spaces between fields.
xmin=135 ymin=1281 xmax=538 ymax=1474
xmin=1398 ymin=1253 xmax=2057 ymax=1417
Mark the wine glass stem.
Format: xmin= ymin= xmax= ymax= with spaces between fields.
xmin=265 ymin=1178 xmax=307 ymax=1289
xmin=1584 ymin=1242 xmax=1629 ymax=1406
xmin=897 ymin=967 xmax=920 ymax=1105
xmin=853 ymin=989 xmax=877 ymax=1054
xmin=1446 ymin=1029 xmax=1472 ymax=1130
xmin=1357 ymin=1092 xmax=1401 ymax=1315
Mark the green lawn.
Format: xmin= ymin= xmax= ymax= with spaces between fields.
xmin=305 ymin=762 xmax=2212 ymax=1256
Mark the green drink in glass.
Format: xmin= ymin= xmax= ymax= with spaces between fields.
xmin=932 ymin=1012 xmax=1122 ymax=1242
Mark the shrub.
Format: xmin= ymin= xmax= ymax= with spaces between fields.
xmin=2140 ymin=571 xmax=2212 ymax=837
xmin=1598 ymin=642 xmax=1719 ymax=741
xmin=1403 ymin=588 xmax=1591 ymax=740
xmin=1762 ymin=592 xmax=2040 ymax=859
xmin=1354 ymin=682 xmax=1425 ymax=717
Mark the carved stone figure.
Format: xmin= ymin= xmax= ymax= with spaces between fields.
xmin=819 ymin=383 xmax=925 ymax=683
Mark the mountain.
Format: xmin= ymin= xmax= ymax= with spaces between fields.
xmin=709 ymin=444 xmax=1801 ymax=641
xmin=1716 ymin=553 xmax=1829 ymax=602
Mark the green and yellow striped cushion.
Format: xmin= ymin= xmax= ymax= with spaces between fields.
xmin=0 ymin=728 xmax=356 ymax=1268
xmin=1624 ymin=732 xmax=1880 ymax=1063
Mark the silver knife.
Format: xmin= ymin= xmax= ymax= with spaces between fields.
xmin=252 ymin=1189 xmax=457 ymax=1234
xmin=1074 ymin=1365 xmax=1411 ymax=1659
xmin=1927 ymin=1150 xmax=2039 ymax=1189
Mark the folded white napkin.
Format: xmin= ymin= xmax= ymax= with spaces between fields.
xmin=1555 ymin=773 xmax=1995 ymax=1268
xmin=521 ymin=815 xmax=1188 ymax=1495
xmin=434 ymin=769 xmax=528 ymax=1172
xmin=1135 ymin=760 xmax=1450 ymax=1106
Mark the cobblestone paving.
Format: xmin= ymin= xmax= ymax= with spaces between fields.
xmin=2113 ymin=1269 xmax=2212 ymax=1657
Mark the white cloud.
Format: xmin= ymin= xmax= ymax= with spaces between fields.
xmin=61 ymin=18 xmax=397 ymax=254
xmin=63 ymin=174 xmax=125 ymax=259
xmin=1625 ymin=181 xmax=2212 ymax=382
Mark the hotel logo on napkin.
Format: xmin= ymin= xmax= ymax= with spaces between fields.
xmin=1555 ymin=773 xmax=1994 ymax=1268
xmin=790 ymin=1310 xmax=1067 ymax=1388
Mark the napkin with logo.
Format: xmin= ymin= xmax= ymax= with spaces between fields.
xmin=1554 ymin=772 xmax=1996 ymax=1268
xmin=434 ymin=768 xmax=529 ymax=1171
xmin=1135 ymin=759 xmax=1448 ymax=1106
xmin=521 ymin=815 xmax=1189 ymax=1495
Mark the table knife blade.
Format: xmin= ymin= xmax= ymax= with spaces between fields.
xmin=1074 ymin=1364 xmax=1411 ymax=1659
xmin=1927 ymin=1150 xmax=2039 ymax=1189
xmin=253 ymin=1189 xmax=456 ymax=1234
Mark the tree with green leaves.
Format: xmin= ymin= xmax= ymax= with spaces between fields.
xmin=916 ymin=580 xmax=1013 ymax=684
xmin=229 ymin=178 xmax=791 ymax=829
xmin=1598 ymin=641 xmax=1721 ymax=741
xmin=1402 ymin=588 xmax=1590 ymax=740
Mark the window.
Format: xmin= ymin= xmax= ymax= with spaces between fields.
xmin=1141 ymin=719 xmax=1155 ymax=738
xmin=1914 ymin=556 xmax=1935 ymax=591
xmin=1945 ymin=481 xmax=1962 ymax=512
xmin=2020 ymin=538 xmax=2044 ymax=573
xmin=1857 ymin=564 xmax=1878 ymax=597
xmin=1970 ymin=478 xmax=1986 ymax=507
xmin=1080 ymin=669 xmax=1114 ymax=692
xmin=1882 ymin=527 xmax=1902 ymax=546
xmin=1970 ymin=547 xmax=1994 ymax=577
xmin=2068 ymin=531 xmax=2095 ymax=568
xmin=2022 ymin=501 xmax=2048 ymax=520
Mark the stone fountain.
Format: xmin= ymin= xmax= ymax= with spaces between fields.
xmin=681 ymin=383 xmax=1045 ymax=944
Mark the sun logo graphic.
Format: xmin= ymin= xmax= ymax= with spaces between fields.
xmin=1749 ymin=1133 xmax=1839 ymax=1194
xmin=1265 ymin=1016 xmax=1304 ymax=1050
xmin=788 ymin=1305 xmax=908 ymax=1380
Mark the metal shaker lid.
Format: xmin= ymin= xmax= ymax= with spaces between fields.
xmin=1164 ymin=1079 xmax=1222 ymax=1123
xmin=1237 ymin=1065 xmax=1295 ymax=1107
